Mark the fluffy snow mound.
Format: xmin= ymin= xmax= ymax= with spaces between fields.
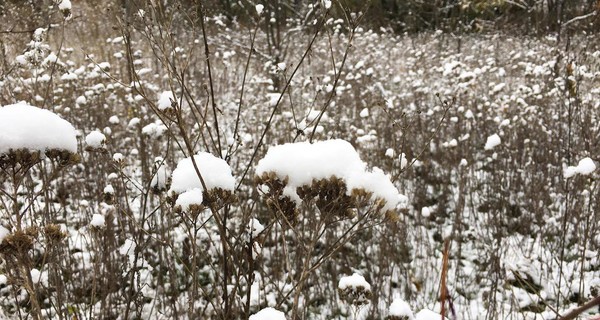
xmin=564 ymin=157 xmax=596 ymax=178
xmin=249 ymin=307 xmax=286 ymax=320
xmin=389 ymin=298 xmax=414 ymax=319
xmin=415 ymin=309 xmax=448 ymax=320
xmin=169 ymin=152 xmax=235 ymax=194
xmin=0 ymin=102 xmax=77 ymax=154
xmin=157 ymin=91 xmax=175 ymax=111
xmin=175 ymin=188 xmax=204 ymax=211
xmin=85 ymin=130 xmax=106 ymax=149
xmin=484 ymin=133 xmax=501 ymax=150
xmin=255 ymin=139 xmax=402 ymax=211
xmin=338 ymin=273 xmax=371 ymax=291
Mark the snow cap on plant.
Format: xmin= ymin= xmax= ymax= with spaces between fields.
xmin=387 ymin=298 xmax=414 ymax=320
xmin=168 ymin=152 xmax=235 ymax=208
xmin=249 ymin=307 xmax=286 ymax=320
xmin=338 ymin=273 xmax=372 ymax=306
xmin=0 ymin=102 xmax=79 ymax=168
xmin=255 ymin=139 xmax=404 ymax=221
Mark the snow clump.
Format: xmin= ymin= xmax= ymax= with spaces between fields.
xmin=175 ymin=188 xmax=204 ymax=212
xmin=564 ymin=157 xmax=596 ymax=178
xmin=85 ymin=130 xmax=106 ymax=149
xmin=0 ymin=102 xmax=77 ymax=155
xmin=484 ymin=133 xmax=501 ymax=150
xmin=157 ymin=91 xmax=175 ymax=111
xmin=90 ymin=214 xmax=105 ymax=227
xmin=338 ymin=273 xmax=372 ymax=305
xmin=255 ymin=139 xmax=403 ymax=212
xmin=388 ymin=298 xmax=414 ymax=319
xmin=0 ymin=226 xmax=9 ymax=243
xmin=169 ymin=152 xmax=235 ymax=195
xmin=415 ymin=309 xmax=448 ymax=320
xmin=249 ymin=307 xmax=286 ymax=320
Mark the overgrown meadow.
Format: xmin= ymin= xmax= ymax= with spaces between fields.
xmin=0 ymin=1 xmax=599 ymax=320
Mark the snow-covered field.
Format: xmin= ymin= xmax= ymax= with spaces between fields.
xmin=0 ymin=2 xmax=599 ymax=320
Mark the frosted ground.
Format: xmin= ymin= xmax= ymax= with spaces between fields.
xmin=0 ymin=2 xmax=600 ymax=320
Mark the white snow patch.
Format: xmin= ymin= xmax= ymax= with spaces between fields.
xmin=151 ymin=157 xmax=169 ymax=190
xmin=104 ymin=185 xmax=115 ymax=194
xmin=0 ymin=102 xmax=77 ymax=154
xmin=175 ymin=188 xmax=204 ymax=212
xmin=565 ymin=157 xmax=596 ymax=178
xmin=169 ymin=153 xmax=235 ymax=195
xmin=484 ymin=134 xmax=501 ymax=150
xmin=415 ymin=309 xmax=448 ymax=320
xmin=85 ymin=130 xmax=106 ymax=149
xmin=90 ymin=214 xmax=105 ymax=227
xmin=248 ymin=218 xmax=265 ymax=238
xmin=249 ymin=307 xmax=286 ymax=320
xmin=0 ymin=226 xmax=9 ymax=243
xmin=256 ymin=140 xmax=403 ymax=211
xmin=255 ymin=4 xmax=264 ymax=15
xmin=389 ymin=298 xmax=414 ymax=319
xmin=157 ymin=91 xmax=175 ymax=111
xmin=338 ymin=273 xmax=371 ymax=291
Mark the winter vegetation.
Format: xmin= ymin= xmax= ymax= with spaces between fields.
xmin=0 ymin=0 xmax=600 ymax=319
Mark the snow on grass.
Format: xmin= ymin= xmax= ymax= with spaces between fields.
xmin=484 ymin=133 xmax=501 ymax=150
xmin=175 ymin=188 xmax=204 ymax=212
xmin=249 ymin=307 xmax=286 ymax=320
xmin=338 ymin=273 xmax=371 ymax=291
xmin=85 ymin=130 xmax=106 ymax=149
xmin=0 ymin=102 xmax=77 ymax=154
xmin=169 ymin=152 xmax=235 ymax=195
xmin=389 ymin=298 xmax=414 ymax=319
xmin=255 ymin=139 xmax=402 ymax=211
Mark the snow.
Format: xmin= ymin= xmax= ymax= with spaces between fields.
xmin=484 ymin=133 xmax=501 ymax=150
xmin=151 ymin=157 xmax=169 ymax=190
xmin=389 ymin=298 xmax=414 ymax=319
xmin=255 ymin=139 xmax=403 ymax=211
xmin=108 ymin=116 xmax=120 ymax=124
xmin=415 ymin=309 xmax=448 ymax=320
xmin=249 ymin=307 xmax=286 ymax=320
xmin=119 ymin=238 xmax=136 ymax=256
xmin=175 ymin=188 xmax=204 ymax=211
xmin=157 ymin=91 xmax=175 ymax=111
xmin=565 ymin=157 xmax=596 ymax=178
xmin=113 ymin=153 xmax=124 ymax=162
xmin=385 ymin=148 xmax=395 ymax=158
xmin=85 ymin=130 xmax=106 ymax=149
xmin=421 ymin=207 xmax=431 ymax=218
xmin=104 ymin=185 xmax=115 ymax=194
xmin=576 ymin=157 xmax=596 ymax=175
xmin=360 ymin=108 xmax=369 ymax=118
xmin=169 ymin=152 xmax=235 ymax=195
xmin=57 ymin=0 xmax=71 ymax=11
xmin=30 ymin=268 xmax=48 ymax=286
xmin=142 ymin=122 xmax=167 ymax=138
xmin=255 ymin=4 xmax=264 ymax=15
xmin=0 ymin=226 xmax=9 ymax=243
xmin=90 ymin=214 xmax=105 ymax=227
xmin=248 ymin=218 xmax=265 ymax=238
xmin=0 ymin=102 xmax=77 ymax=155
xmin=338 ymin=273 xmax=371 ymax=291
